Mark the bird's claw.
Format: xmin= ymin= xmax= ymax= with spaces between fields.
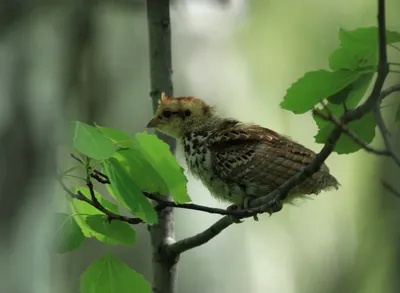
xmin=227 ymin=205 xmax=244 ymax=223
xmin=227 ymin=196 xmax=260 ymax=223
xmin=242 ymin=196 xmax=260 ymax=222
xmin=266 ymin=198 xmax=283 ymax=216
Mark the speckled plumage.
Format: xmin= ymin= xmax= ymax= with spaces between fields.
xmin=146 ymin=93 xmax=339 ymax=210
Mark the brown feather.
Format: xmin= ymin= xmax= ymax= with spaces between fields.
xmin=207 ymin=122 xmax=338 ymax=200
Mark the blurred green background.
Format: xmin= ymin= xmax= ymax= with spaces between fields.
xmin=1 ymin=0 xmax=400 ymax=292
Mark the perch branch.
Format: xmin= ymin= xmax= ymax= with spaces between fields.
xmin=144 ymin=193 xmax=256 ymax=217
xmin=70 ymin=152 xmax=260 ymax=218
xmin=168 ymin=216 xmax=234 ymax=256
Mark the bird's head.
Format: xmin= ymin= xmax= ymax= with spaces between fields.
xmin=146 ymin=92 xmax=215 ymax=138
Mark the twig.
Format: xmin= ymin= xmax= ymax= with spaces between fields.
xmin=380 ymin=83 xmax=400 ymax=100
xmin=144 ymin=193 xmax=255 ymax=218
xmin=374 ymin=103 xmax=400 ymax=168
xmin=70 ymin=153 xmax=110 ymax=183
xmin=389 ymin=44 xmax=400 ymax=53
xmin=85 ymin=157 xmax=102 ymax=206
xmin=58 ymin=176 xmax=143 ymax=225
xmin=381 ymin=179 xmax=400 ymax=197
xmin=312 ymin=108 xmax=390 ymax=156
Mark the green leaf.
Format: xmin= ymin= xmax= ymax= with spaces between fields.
xmin=329 ymin=46 xmax=378 ymax=71
xmin=70 ymin=121 xmax=116 ymax=160
xmin=51 ymin=213 xmax=85 ymax=254
xmin=80 ymin=254 xmax=151 ymax=293
xmin=344 ymin=73 xmax=374 ymax=107
xmin=85 ymin=215 xmax=135 ymax=246
xmin=329 ymin=27 xmax=400 ymax=71
xmin=95 ymin=124 xmax=134 ymax=149
xmin=68 ymin=187 xmax=120 ymax=244
xmin=114 ymin=148 xmax=169 ymax=195
xmin=314 ymin=111 xmax=376 ymax=154
xmin=133 ymin=132 xmax=191 ymax=203
xmin=326 ymin=84 xmax=354 ymax=105
xmin=327 ymin=73 xmax=374 ymax=105
xmin=280 ymin=70 xmax=360 ymax=114
xmin=102 ymin=158 xmax=158 ymax=224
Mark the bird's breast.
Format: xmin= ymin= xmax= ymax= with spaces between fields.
xmin=181 ymin=132 xmax=246 ymax=204
xmin=182 ymin=132 xmax=213 ymax=178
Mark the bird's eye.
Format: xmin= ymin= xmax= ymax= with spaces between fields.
xmin=184 ymin=110 xmax=192 ymax=117
xmin=162 ymin=110 xmax=173 ymax=119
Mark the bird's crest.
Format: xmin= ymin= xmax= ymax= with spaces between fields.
xmin=159 ymin=92 xmax=213 ymax=114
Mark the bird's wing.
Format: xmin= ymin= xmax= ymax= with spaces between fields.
xmin=207 ymin=124 xmax=329 ymax=194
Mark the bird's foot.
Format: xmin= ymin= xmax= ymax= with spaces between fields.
xmin=226 ymin=204 xmax=244 ymax=223
xmin=265 ymin=198 xmax=283 ymax=216
xmin=228 ymin=196 xmax=259 ymax=222
xmin=241 ymin=196 xmax=259 ymax=222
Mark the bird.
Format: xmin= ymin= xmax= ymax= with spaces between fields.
xmin=146 ymin=92 xmax=340 ymax=221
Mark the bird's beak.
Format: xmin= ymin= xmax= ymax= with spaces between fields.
xmin=146 ymin=117 xmax=161 ymax=129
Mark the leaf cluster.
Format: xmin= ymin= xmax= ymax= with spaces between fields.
xmin=54 ymin=122 xmax=192 ymax=292
xmin=280 ymin=27 xmax=400 ymax=154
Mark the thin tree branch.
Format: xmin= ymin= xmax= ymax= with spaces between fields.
xmin=167 ymin=217 xmax=234 ymax=256
xmin=312 ymin=108 xmax=390 ymax=156
xmin=382 ymin=179 xmax=400 ymax=197
xmin=374 ymin=103 xmax=400 ymax=168
xmin=144 ymin=193 xmax=255 ymax=217
xmin=69 ymin=152 xmax=259 ymax=218
xmin=58 ymin=176 xmax=143 ymax=225
xmin=389 ymin=44 xmax=400 ymax=52
xmin=70 ymin=153 xmax=110 ymax=183
xmin=380 ymin=83 xmax=400 ymax=99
